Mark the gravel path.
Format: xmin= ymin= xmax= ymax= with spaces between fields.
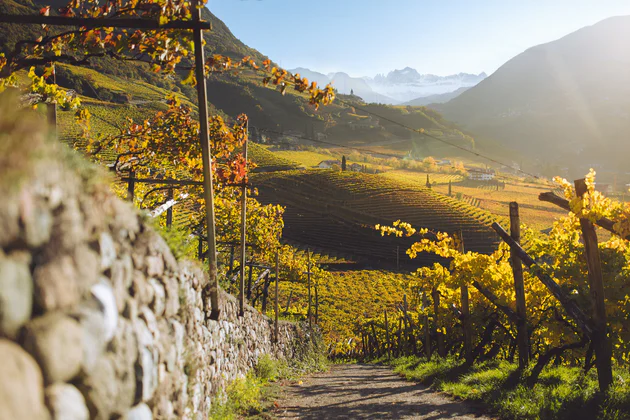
xmin=275 ymin=364 xmax=493 ymax=419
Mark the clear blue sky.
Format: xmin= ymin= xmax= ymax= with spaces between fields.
xmin=207 ymin=0 xmax=630 ymax=77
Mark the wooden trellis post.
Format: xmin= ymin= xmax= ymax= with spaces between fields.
xmin=193 ymin=1 xmax=220 ymax=320
xmin=384 ymin=309 xmax=391 ymax=359
xmin=575 ymin=179 xmax=612 ymax=391
xmin=423 ymin=290 xmax=432 ymax=359
xmin=238 ymin=125 xmax=249 ymax=316
xmin=457 ymin=232 xmax=472 ymax=364
xmin=274 ymin=250 xmax=280 ymax=342
xmin=127 ymin=169 xmax=135 ymax=202
xmin=509 ymin=202 xmax=529 ymax=369
xmin=166 ymin=188 xmax=174 ymax=228
xmin=433 ymin=288 xmax=446 ymax=357
xmin=307 ymin=248 xmax=312 ymax=326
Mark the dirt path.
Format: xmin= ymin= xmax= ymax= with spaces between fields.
xmin=275 ymin=364 xmax=493 ymax=420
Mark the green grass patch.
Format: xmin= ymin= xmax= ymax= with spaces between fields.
xmin=380 ymin=356 xmax=630 ymax=420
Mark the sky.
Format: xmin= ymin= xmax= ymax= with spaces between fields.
xmin=208 ymin=0 xmax=630 ymax=78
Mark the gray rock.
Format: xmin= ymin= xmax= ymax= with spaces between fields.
xmin=78 ymin=307 xmax=108 ymax=373
xmin=20 ymin=190 xmax=53 ymax=248
xmin=145 ymin=255 xmax=164 ymax=277
xmin=99 ymin=232 xmax=117 ymax=271
xmin=111 ymin=254 xmax=133 ymax=311
xmin=0 ymin=339 xmax=50 ymax=420
xmin=45 ymin=383 xmax=89 ymax=420
xmin=0 ymin=252 xmax=33 ymax=338
xmin=163 ymin=276 xmax=180 ymax=318
xmin=91 ymin=279 xmax=118 ymax=342
xmin=33 ymin=255 xmax=80 ymax=311
xmin=136 ymin=346 xmax=158 ymax=402
xmin=23 ymin=312 xmax=83 ymax=384
xmin=78 ymin=356 xmax=117 ymax=420
xmin=126 ymin=403 xmax=152 ymax=420
xmin=148 ymin=278 xmax=165 ymax=316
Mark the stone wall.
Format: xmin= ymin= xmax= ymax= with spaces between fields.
xmin=0 ymin=141 xmax=312 ymax=419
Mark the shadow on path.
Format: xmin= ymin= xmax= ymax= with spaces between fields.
xmin=276 ymin=364 xmax=493 ymax=420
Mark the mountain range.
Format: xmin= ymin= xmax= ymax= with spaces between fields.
xmin=289 ymin=67 xmax=486 ymax=104
xmin=432 ymin=15 xmax=630 ymax=177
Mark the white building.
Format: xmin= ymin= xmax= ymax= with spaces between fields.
xmin=318 ymin=160 xmax=341 ymax=169
xmin=468 ymin=168 xmax=495 ymax=181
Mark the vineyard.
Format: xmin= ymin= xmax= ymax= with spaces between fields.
xmin=252 ymin=169 xmax=501 ymax=268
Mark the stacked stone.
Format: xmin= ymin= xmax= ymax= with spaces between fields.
xmin=0 ymin=144 xmax=306 ymax=419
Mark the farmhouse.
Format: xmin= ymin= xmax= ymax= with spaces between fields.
xmin=349 ymin=163 xmax=363 ymax=172
xmin=468 ymin=168 xmax=495 ymax=181
xmin=318 ymin=160 xmax=342 ymax=169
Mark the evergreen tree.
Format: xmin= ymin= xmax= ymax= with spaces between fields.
xmin=341 ymin=155 xmax=347 ymax=171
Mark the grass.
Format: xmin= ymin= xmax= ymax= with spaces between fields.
xmin=380 ymin=355 xmax=630 ymax=420
xmin=209 ymin=350 xmax=329 ymax=420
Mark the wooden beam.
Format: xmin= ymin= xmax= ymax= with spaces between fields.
xmin=539 ymin=192 xmax=627 ymax=240
xmin=575 ymin=179 xmax=612 ymax=391
xmin=0 ymin=13 xmax=211 ymax=30
xmin=491 ymin=222 xmax=594 ymax=338
xmin=510 ymin=202 xmax=529 ymax=369
xmin=193 ymin=0 xmax=219 ymax=320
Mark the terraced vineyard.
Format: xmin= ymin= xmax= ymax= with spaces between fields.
xmin=381 ymin=169 xmax=464 ymax=186
xmin=252 ymin=169 xmax=502 ymax=268
xmin=249 ymin=143 xmax=302 ymax=173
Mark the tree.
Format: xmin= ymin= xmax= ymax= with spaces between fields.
xmin=341 ymin=155 xmax=347 ymax=171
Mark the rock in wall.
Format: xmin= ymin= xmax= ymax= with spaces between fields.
xmin=0 ymin=125 xmax=312 ymax=420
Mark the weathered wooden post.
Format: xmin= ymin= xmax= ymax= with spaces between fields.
xmin=166 ymin=188 xmax=174 ymax=228
xmin=509 ymin=202 xmax=529 ymax=369
xmin=423 ymin=291 xmax=432 ymax=359
xmin=127 ymin=169 xmax=135 ymax=203
xmin=307 ymin=248 xmax=312 ymax=326
xmin=229 ymin=244 xmax=235 ymax=273
xmin=433 ymin=288 xmax=446 ymax=357
xmin=274 ymin=250 xmax=279 ymax=342
xmin=238 ymin=124 xmax=249 ymax=316
xmin=448 ymin=180 xmax=452 ymax=197
xmin=193 ymin=0 xmax=220 ymax=319
xmin=246 ymin=264 xmax=253 ymax=300
xmin=315 ymin=282 xmax=319 ymax=324
xmin=457 ymin=232 xmax=473 ymax=364
xmin=384 ymin=309 xmax=391 ymax=359
xmin=197 ymin=235 xmax=204 ymax=260
xmin=284 ymin=290 xmax=293 ymax=315
xmin=575 ymin=179 xmax=613 ymax=391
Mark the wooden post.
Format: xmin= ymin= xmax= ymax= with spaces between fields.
xmin=448 ymin=180 xmax=452 ymax=197
xmin=509 ymin=202 xmax=529 ymax=369
xmin=458 ymin=232 xmax=472 ymax=364
xmin=315 ymin=283 xmax=319 ymax=324
xmin=433 ymin=288 xmax=446 ymax=357
xmin=197 ymin=235 xmax=204 ymax=260
xmin=229 ymin=244 xmax=235 ymax=273
xmin=423 ymin=291 xmax=432 ymax=359
xmin=575 ymin=179 xmax=613 ymax=391
xmin=166 ymin=188 xmax=174 ymax=228
xmin=238 ymin=125 xmax=249 ymax=316
xmin=246 ymin=264 xmax=253 ymax=300
xmin=127 ymin=169 xmax=135 ymax=203
xmin=274 ymin=250 xmax=279 ymax=342
xmin=193 ymin=1 xmax=220 ymax=320
xmin=307 ymin=248 xmax=312 ymax=326
xmin=284 ymin=290 xmax=293 ymax=314
xmin=384 ymin=309 xmax=391 ymax=359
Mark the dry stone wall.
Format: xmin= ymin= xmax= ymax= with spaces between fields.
xmin=0 ymin=145 xmax=311 ymax=420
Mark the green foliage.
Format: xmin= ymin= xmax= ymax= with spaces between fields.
xmin=387 ymin=355 xmax=630 ymax=420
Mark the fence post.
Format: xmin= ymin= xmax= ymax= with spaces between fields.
xmin=193 ymin=0 xmax=220 ymax=320
xmin=433 ymin=288 xmax=446 ymax=357
xmin=284 ymin=290 xmax=292 ymax=315
xmin=384 ymin=309 xmax=391 ymax=359
xmin=197 ymin=235 xmax=204 ymax=261
xmin=575 ymin=179 xmax=613 ymax=391
xmin=448 ymin=180 xmax=452 ymax=197
xmin=127 ymin=169 xmax=135 ymax=203
xmin=307 ymin=248 xmax=312 ymax=326
xmin=274 ymin=250 xmax=279 ymax=343
xmin=166 ymin=188 xmax=173 ymax=228
xmin=247 ymin=264 xmax=253 ymax=300
xmin=423 ymin=290 xmax=432 ymax=359
xmin=238 ymin=126 xmax=249 ymax=317
xmin=315 ymin=282 xmax=319 ymax=324
xmin=458 ymin=232 xmax=473 ymax=364
xmin=509 ymin=202 xmax=529 ymax=369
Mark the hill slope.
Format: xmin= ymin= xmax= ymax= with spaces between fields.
xmin=434 ymin=16 xmax=630 ymax=178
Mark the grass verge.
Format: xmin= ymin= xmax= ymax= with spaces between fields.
xmin=378 ymin=356 xmax=630 ymax=420
xmin=210 ymin=349 xmax=328 ymax=420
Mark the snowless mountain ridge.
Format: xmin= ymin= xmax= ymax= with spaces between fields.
xmin=290 ymin=66 xmax=486 ymax=104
